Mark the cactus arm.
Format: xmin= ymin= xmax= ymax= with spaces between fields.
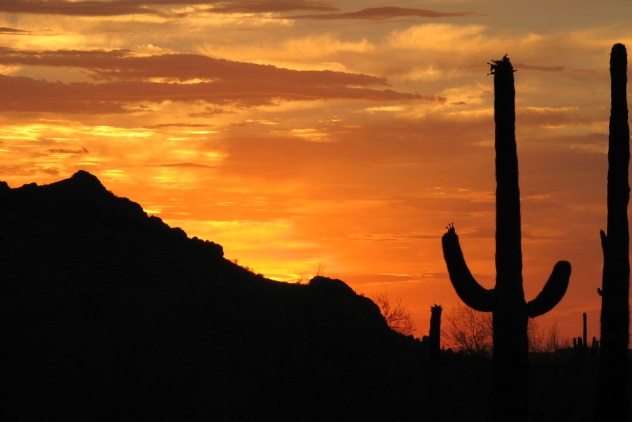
xmin=526 ymin=261 xmax=571 ymax=318
xmin=598 ymin=230 xmax=607 ymax=297
xmin=442 ymin=225 xmax=495 ymax=312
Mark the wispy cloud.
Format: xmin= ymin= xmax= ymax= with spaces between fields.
xmin=516 ymin=63 xmax=567 ymax=72
xmin=0 ymin=47 xmax=386 ymax=85
xmin=0 ymin=0 xmax=155 ymax=16
xmin=0 ymin=0 xmax=335 ymax=16
xmin=291 ymin=6 xmax=475 ymax=21
xmin=0 ymin=75 xmax=425 ymax=113
xmin=209 ymin=0 xmax=334 ymax=13
xmin=0 ymin=26 xmax=26 ymax=33
xmin=0 ymin=48 xmax=429 ymax=113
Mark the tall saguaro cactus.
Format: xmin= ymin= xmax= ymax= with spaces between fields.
xmin=441 ymin=56 xmax=571 ymax=422
xmin=596 ymin=43 xmax=629 ymax=422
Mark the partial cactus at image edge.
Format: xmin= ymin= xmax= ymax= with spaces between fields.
xmin=595 ymin=42 xmax=630 ymax=422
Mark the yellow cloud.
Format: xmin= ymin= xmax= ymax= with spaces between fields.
xmin=388 ymin=23 xmax=488 ymax=52
xmin=200 ymin=33 xmax=374 ymax=71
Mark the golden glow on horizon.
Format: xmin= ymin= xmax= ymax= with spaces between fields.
xmin=0 ymin=0 xmax=630 ymax=339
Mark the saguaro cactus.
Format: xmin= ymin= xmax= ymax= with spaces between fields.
xmin=441 ymin=56 xmax=571 ymax=422
xmin=596 ymin=43 xmax=629 ymax=422
xmin=429 ymin=304 xmax=442 ymax=358
xmin=573 ymin=313 xmax=589 ymax=360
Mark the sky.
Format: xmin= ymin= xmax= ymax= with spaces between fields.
xmin=0 ymin=0 xmax=630 ymax=340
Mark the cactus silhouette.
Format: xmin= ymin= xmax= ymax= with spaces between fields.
xmin=596 ymin=43 xmax=629 ymax=422
xmin=583 ymin=311 xmax=588 ymax=349
xmin=429 ymin=304 xmax=442 ymax=359
xmin=441 ymin=56 xmax=571 ymax=422
xmin=573 ymin=313 xmax=589 ymax=361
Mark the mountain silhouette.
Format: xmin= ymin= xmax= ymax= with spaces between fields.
xmin=0 ymin=171 xmax=428 ymax=421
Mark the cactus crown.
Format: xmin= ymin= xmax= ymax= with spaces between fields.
xmin=489 ymin=55 xmax=515 ymax=75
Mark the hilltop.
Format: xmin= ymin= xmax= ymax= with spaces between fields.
xmin=0 ymin=171 xmax=429 ymax=421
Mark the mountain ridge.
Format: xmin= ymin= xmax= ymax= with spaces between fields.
xmin=0 ymin=170 xmax=428 ymax=421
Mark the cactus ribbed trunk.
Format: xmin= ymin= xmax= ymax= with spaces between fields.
xmin=441 ymin=56 xmax=571 ymax=422
xmin=596 ymin=43 xmax=629 ymax=422
xmin=492 ymin=56 xmax=529 ymax=422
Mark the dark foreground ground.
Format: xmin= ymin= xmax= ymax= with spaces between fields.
xmin=1 ymin=172 xmax=629 ymax=421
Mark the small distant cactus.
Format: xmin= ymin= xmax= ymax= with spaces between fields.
xmin=429 ymin=304 xmax=442 ymax=358
xmin=583 ymin=312 xmax=588 ymax=348
xmin=442 ymin=56 xmax=571 ymax=422
xmin=596 ymin=43 xmax=630 ymax=422
xmin=573 ymin=313 xmax=591 ymax=361
xmin=573 ymin=312 xmax=589 ymax=351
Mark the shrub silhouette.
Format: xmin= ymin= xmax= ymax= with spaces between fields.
xmin=596 ymin=42 xmax=630 ymax=422
xmin=374 ymin=293 xmax=415 ymax=336
xmin=441 ymin=56 xmax=571 ymax=422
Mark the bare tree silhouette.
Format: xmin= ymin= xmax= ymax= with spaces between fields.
xmin=443 ymin=305 xmax=492 ymax=355
xmin=374 ymin=293 xmax=415 ymax=336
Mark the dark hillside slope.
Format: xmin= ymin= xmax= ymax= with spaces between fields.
xmin=0 ymin=171 xmax=427 ymax=421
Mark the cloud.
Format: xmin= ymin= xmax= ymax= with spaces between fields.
xmin=341 ymin=273 xmax=418 ymax=285
xmin=199 ymin=33 xmax=376 ymax=71
xmin=516 ymin=63 xmax=567 ymax=72
xmin=0 ymin=47 xmax=387 ymax=86
xmin=0 ymin=0 xmax=334 ymax=16
xmin=518 ymin=106 xmax=598 ymax=127
xmin=209 ymin=0 xmax=334 ymax=13
xmin=0 ymin=47 xmax=131 ymax=69
xmin=0 ymin=49 xmax=428 ymax=113
xmin=48 ymin=146 xmax=89 ymax=155
xmin=0 ymin=27 xmax=26 ymax=34
xmin=0 ymin=75 xmax=421 ymax=113
xmin=290 ymin=6 xmax=475 ymax=20
xmin=153 ymin=162 xmax=216 ymax=169
xmin=0 ymin=0 xmax=155 ymax=16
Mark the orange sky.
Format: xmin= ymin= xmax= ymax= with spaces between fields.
xmin=0 ymin=0 xmax=631 ymax=340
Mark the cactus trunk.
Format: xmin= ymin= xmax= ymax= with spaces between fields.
xmin=429 ymin=305 xmax=442 ymax=359
xmin=492 ymin=57 xmax=529 ymax=422
xmin=596 ymin=43 xmax=630 ymax=422
xmin=441 ymin=56 xmax=571 ymax=422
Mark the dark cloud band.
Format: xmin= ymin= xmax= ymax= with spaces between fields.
xmin=0 ymin=48 xmax=433 ymax=113
xmin=0 ymin=0 xmax=334 ymax=16
xmin=290 ymin=7 xmax=475 ymax=20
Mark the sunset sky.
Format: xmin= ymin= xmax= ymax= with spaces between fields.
xmin=1 ymin=0 xmax=631 ymax=339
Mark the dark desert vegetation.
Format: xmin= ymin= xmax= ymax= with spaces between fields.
xmin=1 ymin=169 xmax=623 ymax=422
xmin=443 ymin=305 xmax=493 ymax=355
xmin=441 ymin=55 xmax=572 ymax=422
xmin=374 ymin=293 xmax=416 ymax=336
